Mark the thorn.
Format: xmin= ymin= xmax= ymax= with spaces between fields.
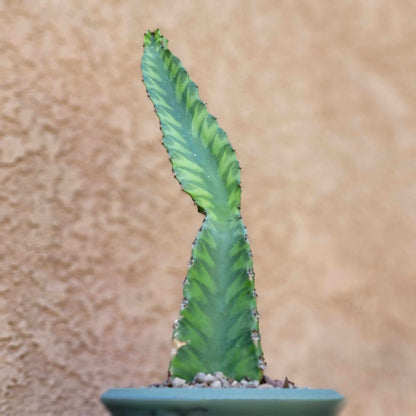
xmin=258 ymin=356 xmax=267 ymax=370
xmin=180 ymin=298 xmax=188 ymax=311
xmin=251 ymin=330 xmax=260 ymax=344
xmin=188 ymin=257 xmax=194 ymax=267
xmin=251 ymin=309 xmax=260 ymax=320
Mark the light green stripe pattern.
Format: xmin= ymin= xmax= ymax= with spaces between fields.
xmin=141 ymin=30 xmax=264 ymax=382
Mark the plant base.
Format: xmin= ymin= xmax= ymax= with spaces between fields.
xmin=101 ymin=387 xmax=344 ymax=416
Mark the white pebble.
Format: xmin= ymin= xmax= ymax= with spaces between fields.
xmin=213 ymin=371 xmax=225 ymax=380
xmin=193 ymin=372 xmax=206 ymax=383
xmin=171 ymin=377 xmax=186 ymax=388
xmin=204 ymin=374 xmax=215 ymax=384
xmin=211 ymin=380 xmax=222 ymax=388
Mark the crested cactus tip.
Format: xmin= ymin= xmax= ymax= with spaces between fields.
xmin=143 ymin=29 xmax=168 ymax=48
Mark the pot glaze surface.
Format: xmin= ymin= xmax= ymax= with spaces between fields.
xmin=101 ymin=388 xmax=344 ymax=416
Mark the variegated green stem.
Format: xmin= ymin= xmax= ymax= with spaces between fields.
xmin=141 ymin=30 xmax=264 ymax=382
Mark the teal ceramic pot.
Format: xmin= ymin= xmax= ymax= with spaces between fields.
xmin=101 ymin=388 xmax=344 ymax=416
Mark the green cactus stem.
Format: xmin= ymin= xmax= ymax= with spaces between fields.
xmin=141 ymin=29 xmax=265 ymax=382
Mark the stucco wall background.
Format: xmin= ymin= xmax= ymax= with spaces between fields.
xmin=1 ymin=1 xmax=415 ymax=415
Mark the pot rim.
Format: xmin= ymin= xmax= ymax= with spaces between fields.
xmin=102 ymin=387 xmax=343 ymax=402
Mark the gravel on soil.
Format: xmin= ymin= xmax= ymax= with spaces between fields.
xmin=148 ymin=372 xmax=296 ymax=389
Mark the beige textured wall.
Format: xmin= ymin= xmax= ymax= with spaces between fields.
xmin=1 ymin=1 xmax=415 ymax=415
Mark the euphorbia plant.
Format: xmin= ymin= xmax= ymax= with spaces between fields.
xmin=141 ymin=29 xmax=265 ymax=383
xmin=101 ymin=29 xmax=344 ymax=416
